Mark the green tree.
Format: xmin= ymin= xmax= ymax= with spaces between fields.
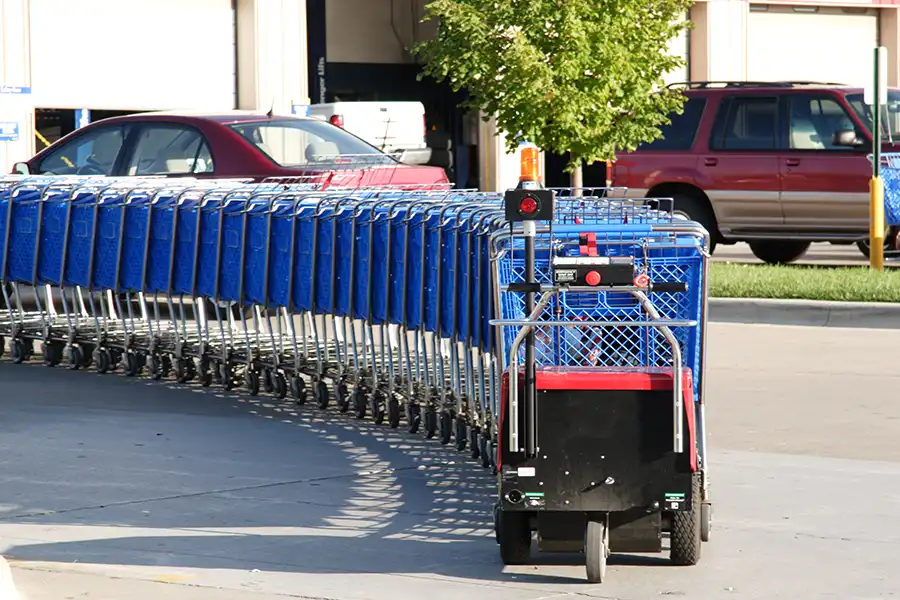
xmin=413 ymin=0 xmax=694 ymax=180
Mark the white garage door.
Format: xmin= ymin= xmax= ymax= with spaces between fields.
xmin=748 ymin=4 xmax=878 ymax=87
xmin=663 ymin=12 xmax=690 ymax=87
xmin=29 ymin=0 xmax=236 ymax=111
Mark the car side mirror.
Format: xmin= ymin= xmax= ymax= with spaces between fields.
xmin=832 ymin=129 xmax=864 ymax=148
xmin=12 ymin=162 xmax=29 ymax=175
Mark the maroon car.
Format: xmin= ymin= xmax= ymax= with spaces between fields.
xmin=12 ymin=110 xmax=450 ymax=187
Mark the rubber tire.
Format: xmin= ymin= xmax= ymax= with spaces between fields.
xmin=424 ymin=408 xmax=438 ymax=439
xmin=11 ymin=340 xmax=26 ymax=364
xmin=387 ymin=397 xmax=401 ymax=429
xmin=246 ymin=370 xmax=261 ymax=396
xmin=66 ymin=346 xmax=82 ymax=371
xmin=857 ymin=235 xmax=900 ymax=260
xmin=748 ymin=240 xmax=811 ymax=265
xmin=700 ymin=502 xmax=712 ymax=543
xmin=585 ymin=520 xmax=609 ymax=583
xmin=353 ymin=388 xmax=367 ymax=419
xmin=406 ymin=403 xmax=421 ymax=434
xmin=469 ymin=426 xmax=481 ymax=460
xmin=370 ymin=392 xmax=386 ymax=425
xmin=291 ymin=376 xmax=307 ymax=404
xmin=670 ymin=474 xmax=702 ymax=566
xmin=315 ymin=380 xmax=329 ymax=409
xmin=479 ymin=433 xmax=491 ymax=469
xmin=668 ymin=192 xmax=718 ymax=254
xmin=334 ymin=382 xmax=349 ymax=412
xmin=439 ymin=410 xmax=453 ymax=445
xmin=454 ymin=416 xmax=468 ymax=452
xmin=95 ymin=349 xmax=111 ymax=374
xmin=272 ymin=372 xmax=287 ymax=400
xmin=497 ymin=510 xmax=531 ymax=565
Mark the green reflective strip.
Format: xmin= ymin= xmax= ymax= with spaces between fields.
xmin=525 ymin=492 xmax=545 ymax=497
xmin=665 ymin=493 xmax=685 ymax=498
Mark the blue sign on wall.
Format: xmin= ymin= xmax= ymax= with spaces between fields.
xmin=0 ymin=122 xmax=20 ymax=142
xmin=75 ymin=109 xmax=91 ymax=129
xmin=0 ymin=86 xmax=31 ymax=95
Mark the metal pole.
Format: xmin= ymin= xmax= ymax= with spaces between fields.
xmin=871 ymin=46 xmax=886 ymax=271
xmin=523 ymin=220 xmax=536 ymax=457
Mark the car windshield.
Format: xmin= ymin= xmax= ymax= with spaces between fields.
xmin=845 ymin=91 xmax=900 ymax=141
xmin=228 ymin=118 xmax=396 ymax=167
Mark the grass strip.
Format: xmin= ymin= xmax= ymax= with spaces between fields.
xmin=709 ymin=262 xmax=900 ymax=303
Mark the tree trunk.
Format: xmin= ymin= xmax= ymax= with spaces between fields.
xmin=570 ymin=160 xmax=583 ymax=197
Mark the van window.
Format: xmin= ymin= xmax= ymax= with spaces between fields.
xmin=638 ymin=97 xmax=707 ymax=151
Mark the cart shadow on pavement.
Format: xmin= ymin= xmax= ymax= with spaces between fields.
xmin=0 ymin=362 xmax=679 ymax=586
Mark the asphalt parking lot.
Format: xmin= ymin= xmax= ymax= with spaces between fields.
xmin=0 ymin=321 xmax=898 ymax=599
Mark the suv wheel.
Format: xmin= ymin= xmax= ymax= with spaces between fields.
xmin=856 ymin=230 xmax=899 ymax=260
xmin=748 ymin=241 xmax=810 ymax=265
xmin=664 ymin=192 xmax=718 ymax=253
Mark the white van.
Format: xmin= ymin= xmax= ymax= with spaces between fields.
xmin=306 ymin=101 xmax=431 ymax=164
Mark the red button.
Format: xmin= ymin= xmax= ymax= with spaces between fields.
xmin=585 ymin=270 xmax=601 ymax=286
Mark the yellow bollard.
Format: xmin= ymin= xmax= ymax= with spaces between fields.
xmin=870 ymin=176 xmax=885 ymax=271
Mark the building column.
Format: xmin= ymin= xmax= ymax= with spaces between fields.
xmin=881 ymin=7 xmax=900 ymax=87
xmin=1 ymin=0 xmax=35 ymax=171
xmin=689 ymin=0 xmax=748 ymax=82
xmin=236 ymin=0 xmax=310 ymax=115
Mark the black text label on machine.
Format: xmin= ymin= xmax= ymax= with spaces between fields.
xmin=555 ymin=269 xmax=577 ymax=283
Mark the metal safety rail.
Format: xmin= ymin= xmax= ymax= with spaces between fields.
xmin=0 ymin=176 xmax=706 ymax=481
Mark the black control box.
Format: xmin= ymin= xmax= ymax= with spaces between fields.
xmin=552 ymin=256 xmax=635 ymax=287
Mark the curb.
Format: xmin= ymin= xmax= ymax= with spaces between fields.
xmin=709 ymin=297 xmax=900 ymax=329
xmin=0 ymin=557 xmax=20 ymax=600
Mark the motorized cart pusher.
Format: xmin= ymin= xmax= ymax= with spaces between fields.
xmin=490 ymin=173 xmax=712 ymax=582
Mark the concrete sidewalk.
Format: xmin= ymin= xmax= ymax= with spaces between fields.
xmin=0 ymin=557 xmax=20 ymax=600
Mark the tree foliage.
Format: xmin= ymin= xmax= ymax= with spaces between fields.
xmin=413 ymin=0 xmax=694 ymax=171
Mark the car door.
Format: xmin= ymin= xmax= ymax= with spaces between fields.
xmin=780 ymin=93 xmax=870 ymax=231
xmin=703 ymin=95 xmax=785 ymax=232
xmin=120 ymin=123 xmax=216 ymax=178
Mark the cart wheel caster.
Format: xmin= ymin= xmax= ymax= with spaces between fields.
xmin=439 ymin=410 xmax=453 ymax=445
xmin=220 ymin=364 xmax=235 ymax=390
xmin=124 ymin=352 xmax=139 ymax=377
xmin=424 ymin=407 xmax=438 ymax=439
xmin=490 ymin=437 xmax=499 ymax=474
xmin=454 ymin=416 xmax=468 ymax=452
xmin=585 ymin=519 xmax=609 ymax=583
xmin=670 ymin=474 xmax=702 ymax=565
xmin=351 ymin=388 xmax=366 ymax=419
xmin=79 ymin=345 xmax=94 ymax=369
xmin=272 ymin=371 xmax=287 ymax=400
xmin=479 ymin=434 xmax=491 ymax=469
xmin=291 ymin=376 xmax=307 ymax=404
xmin=66 ymin=346 xmax=82 ymax=371
xmin=498 ymin=510 xmax=531 ymax=565
xmin=174 ymin=358 xmax=188 ymax=383
xmin=406 ymin=403 xmax=421 ymax=434
xmin=161 ymin=355 xmax=172 ymax=378
xmin=370 ymin=391 xmax=386 ymax=425
xmin=701 ymin=502 xmax=712 ymax=543
xmin=95 ymin=349 xmax=111 ymax=374
xmin=334 ymin=382 xmax=349 ymax=411
xmin=43 ymin=342 xmax=62 ymax=367
xmin=148 ymin=355 xmax=163 ymax=381
xmin=11 ymin=340 xmax=26 ymax=365
xmin=0 ymin=336 xmax=4 ymax=359
xmin=469 ymin=426 xmax=481 ymax=460
xmin=199 ymin=370 xmax=213 ymax=387
xmin=315 ymin=380 xmax=329 ymax=409
xmin=263 ymin=369 xmax=275 ymax=394
xmin=387 ymin=396 xmax=401 ymax=429
xmin=246 ymin=370 xmax=261 ymax=396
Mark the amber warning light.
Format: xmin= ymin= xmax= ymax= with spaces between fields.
xmin=519 ymin=146 xmax=541 ymax=183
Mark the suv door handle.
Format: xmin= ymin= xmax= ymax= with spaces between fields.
xmin=785 ymin=159 xmax=801 ymax=167
xmin=703 ymin=158 xmax=718 ymax=167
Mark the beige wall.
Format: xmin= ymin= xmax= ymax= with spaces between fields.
xmin=236 ymin=0 xmax=310 ymax=114
xmin=326 ymin=0 xmax=435 ymax=64
xmin=0 ymin=0 xmax=34 ymax=168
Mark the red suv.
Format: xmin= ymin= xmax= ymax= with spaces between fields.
xmin=610 ymin=81 xmax=900 ymax=264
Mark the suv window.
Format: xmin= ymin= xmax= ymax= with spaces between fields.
xmin=638 ymin=97 xmax=707 ymax=151
xmin=125 ymin=124 xmax=214 ymax=175
xmin=789 ymin=94 xmax=858 ymax=151
xmin=710 ymin=97 xmax=779 ymax=151
xmin=37 ymin=125 xmax=126 ymax=175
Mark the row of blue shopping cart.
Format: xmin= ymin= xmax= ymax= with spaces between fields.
xmin=0 ymin=174 xmax=712 ymax=583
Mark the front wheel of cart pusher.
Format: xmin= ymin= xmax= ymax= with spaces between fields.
xmin=387 ymin=395 xmax=401 ymax=429
xmin=315 ymin=379 xmax=329 ymax=409
xmin=352 ymin=387 xmax=367 ymax=419
xmin=11 ymin=339 xmax=26 ymax=364
xmin=454 ymin=415 xmax=468 ymax=452
xmin=406 ymin=402 xmax=421 ymax=434
xmin=291 ymin=375 xmax=307 ymax=404
xmin=334 ymin=381 xmax=349 ymax=412
xmin=424 ymin=406 xmax=438 ymax=439
xmin=272 ymin=371 xmax=287 ymax=400
xmin=498 ymin=509 xmax=531 ymax=565
xmin=246 ymin=369 xmax=261 ymax=396
xmin=670 ymin=473 xmax=702 ymax=565
xmin=66 ymin=345 xmax=82 ymax=371
xmin=370 ymin=390 xmax=386 ymax=425
xmin=585 ymin=519 xmax=610 ymax=583
xmin=700 ymin=502 xmax=712 ymax=543
xmin=439 ymin=410 xmax=454 ymax=445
